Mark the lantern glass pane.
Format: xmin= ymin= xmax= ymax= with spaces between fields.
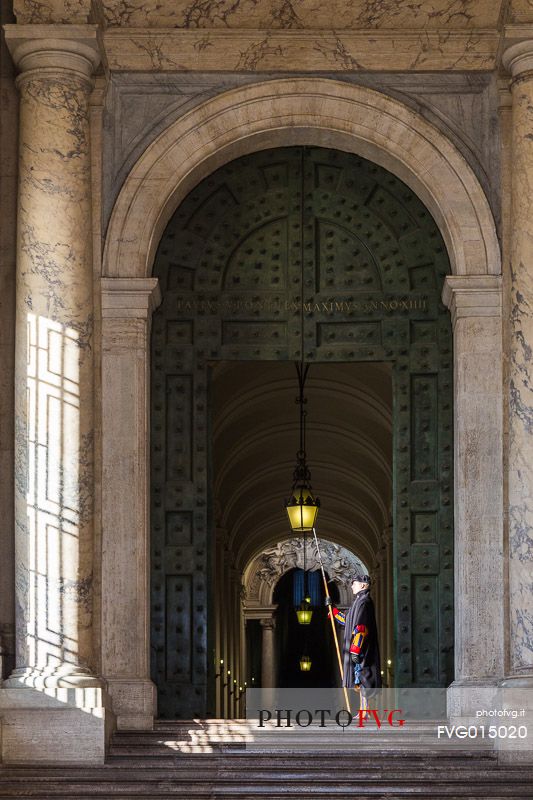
xmin=296 ymin=608 xmax=313 ymax=625
xmin=286 ymin=502 xmax=318 ymax=532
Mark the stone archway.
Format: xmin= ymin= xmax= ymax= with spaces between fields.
xmin=103 ymin=78 xmax=499 ymax=280
xmin=242 ymin=538 xmax=368 ymax=692
xmin=100 ymin=78 xmax=503 ymax=730
xmin=244 ymin=537 xmax=368 ymax=610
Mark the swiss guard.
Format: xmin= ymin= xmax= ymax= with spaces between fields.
xmin=326 ymin=573 xmax=381 ymax=713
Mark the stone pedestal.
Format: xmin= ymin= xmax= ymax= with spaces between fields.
xmin=443 ymin=276 xmax=504 ymax=714
xmin=502 ymin=40 xmax=533 ymax=690
xmin=1 ymin=24 xmax=112 ymax=764
xmin=100 ymin=277 xmax=160 ymax=729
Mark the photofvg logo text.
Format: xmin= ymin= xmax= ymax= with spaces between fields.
xmin=258 ymin=708 xmax=405 ymax=729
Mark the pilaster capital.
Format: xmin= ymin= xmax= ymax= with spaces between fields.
xmin=442 ymin=275 xmax=502 ymax=329
xmin=4 ymin=24 xmax=100 ymax=86
xmin=243 ymin=603 xmax=278 ymax=621
xmin=101 ymin=278 xmax=162 ymax=320
xmin=502 ymin=38 xmax=533 ymax=82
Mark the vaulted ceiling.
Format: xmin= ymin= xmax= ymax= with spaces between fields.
xmin=211 ymin=361 xmax=392 ymax=572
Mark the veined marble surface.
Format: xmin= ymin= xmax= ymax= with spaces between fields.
xmin=102 ymin=28 xmax=498 ymax=72
xmin=509 ymin=74 xmax=533 ymax=674
xmin=511 ymin=0 xmax=533 ymax=23
xmin=14 ymin=65 xmax=96 ymax=677
xmin=14 ymin=0 xmax=507 ymax=28
xmin=101 ymin=0 xmax=503 ymax=29
xmin=14 ymin=0 xmax=91 ymax=24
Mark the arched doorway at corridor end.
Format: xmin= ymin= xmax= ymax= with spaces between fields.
xmin=149 ymin=146 xmax=453 ymax=718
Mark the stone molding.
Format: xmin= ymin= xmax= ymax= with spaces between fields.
xmin=101 ymin=277 xmax=161 ymax=320
xmin=102 ymin=28 xmax=498 ymax=73
xmin=244 ymin=605 xmax=277 ymax=622
xmin=4 ymin=24 xmax=101 ymax=85
xmin=102 ymin=78 xmax=500 ymax=282
xmin=442 ymin=275 xmax=503 ymax=329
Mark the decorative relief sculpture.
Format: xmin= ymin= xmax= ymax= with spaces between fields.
xmin=245 ymin=537 xmax=367 ymax=605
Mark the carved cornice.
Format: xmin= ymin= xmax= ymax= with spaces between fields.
xmin=101 ymin=28 xmax=498 ymax=73
xmin=244 ymin=605 xmax=278 ymax=622
xmin=101 ymin=277 xmax=161 ymax=319
xmin=442 ymin=275 xmax=502 ymax=329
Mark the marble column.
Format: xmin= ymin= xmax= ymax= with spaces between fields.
xmin=443 ymin=276 xmax=503 ymax=694
xmin=502 ymin=41 xmax=533 ymax=687
xmin=260 ymin=617 xmax=276 ymax=688
xmin=5 ymin=26 xmax=100 ymax=690
xmin=100 ymin=277 xmax=160 ymax=729
xmin=0 ymin=25 xmax=111 ymax=766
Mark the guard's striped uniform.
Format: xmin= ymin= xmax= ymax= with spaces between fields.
xmin=330 ymin=607 xmax=367 ymax=655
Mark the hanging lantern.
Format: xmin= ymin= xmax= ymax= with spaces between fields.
xmin=285 ymin=362 xmax=320 ymax=532
xmin=296 ymin=598 xmax=313 ymax=625
xmin=299 ymin=654 xmax=312 ymax=672
xmin=286 ymin=484 xmax=320 ymax=532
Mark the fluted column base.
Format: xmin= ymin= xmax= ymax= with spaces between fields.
xmin=3 ymin=664 xmax=102 ymax=689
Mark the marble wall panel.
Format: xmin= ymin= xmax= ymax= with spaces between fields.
xmin=100 ymin=0 xmax=503 ymax=29
xmin=511 ymin=0 xmax=533 ymax=22
xmin=13 ymin=0 xmax=91 ymax=23
xmin=102 ymin=29 xmax=498 ymax=73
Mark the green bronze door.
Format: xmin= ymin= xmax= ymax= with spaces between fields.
xmin=151 ymin=146 xmax=453 ymax=718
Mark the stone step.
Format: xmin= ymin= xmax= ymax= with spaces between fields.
xmin=1 ymin=720 xmax=532 ymax=799
xmin=1 ymin=772 xmax=533 ymax=799
xmin=108 ymin=719 xmax=497 ymax=755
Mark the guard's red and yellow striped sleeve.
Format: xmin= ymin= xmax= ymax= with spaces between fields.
xmin=350 ymin=624 xmax=367 ymax=654
xmin=327 ymin=607 xmax=346 ymax=625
